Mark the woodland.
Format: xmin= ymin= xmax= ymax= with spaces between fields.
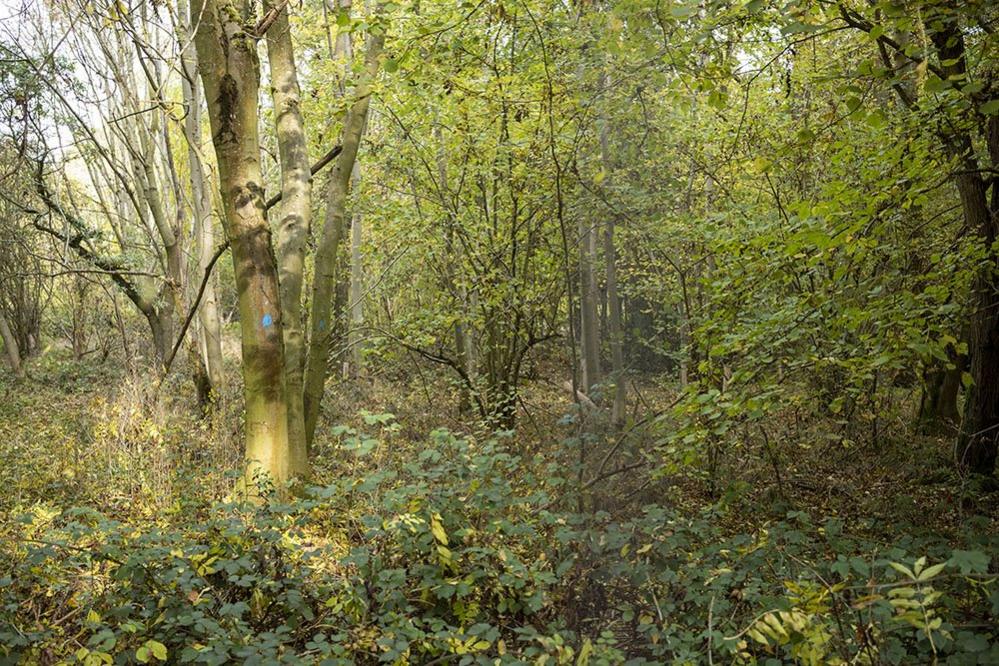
xmin=0 ymin=0 xmax=998 ymax=663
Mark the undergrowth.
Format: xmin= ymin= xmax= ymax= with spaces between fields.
xmin=1 ymin=355 xmax=997 ymax=665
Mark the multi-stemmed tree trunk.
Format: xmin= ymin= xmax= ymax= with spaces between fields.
xmin=16 ymin=5 xmax=186 ymax=372
xmin=434 ymin=120 xmax=474 ymax=413
xmin=264 ymin=0 xmax=312 ymax=467
xmin=835 ymin=3 xmax=997 ymax=478
xmin=192 ymin=0 xmax=300 ymax=487
xmin=930 ymin=23 xmax=998 ymax=476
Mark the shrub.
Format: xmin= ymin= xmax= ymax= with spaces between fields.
xmin=1 ymin=425 xmax=995 ymax=664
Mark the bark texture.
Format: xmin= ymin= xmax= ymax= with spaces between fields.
xmin=192 ymin=0 xmax=300 ymax=487
xmin=178 ymin=1 xmax=224 ymax=396
xmin=265 ymin=0 xmax=311 ymax=473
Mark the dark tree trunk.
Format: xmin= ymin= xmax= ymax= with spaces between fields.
xmin=952 ymin=171 xmax=999 ymax=475
xmin=918 ymin=364 xmax=961 ymax=434
xmin=929 ymin=23 xmax=999 ymax=477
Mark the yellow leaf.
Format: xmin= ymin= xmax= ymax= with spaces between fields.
xmin=430 ymin=512 xmax=448 ymax=545
xmin=147 ymin=640 xmax=167 ymax=661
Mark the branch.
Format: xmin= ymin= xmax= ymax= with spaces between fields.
xmin=831 ymin=3 xmax=946 ymax=81
xmin=264 ymin=143 xmax=343 ymax=210
xmin=29 ymin=171 xmax=153 ymax=315
xmin=254 ymin=0 xmax=291 ymax=38
xmin=363 ymin=325 xmax=489 ymax=418
xmin=158 ymin=241 xmax=230 ymax=380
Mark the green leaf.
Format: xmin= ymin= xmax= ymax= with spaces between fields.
xmin=384 ymin=58 xmax=399 ymax=74
xmin=918 ymin=561 xmax=946 ymax=581
xmin=865 ymin=110 xmax=887 ymax=129
xmin=981 ymin=99 xmax=999 ymax=115
xmin=782 ymin=21 xmax=817 ymax=35
xmin=138 ymin=640 xmax=167 ymax=663
xmin=949 ymin=549 xmax=990 ymax=574
xmin=149 ymin=641 xmax=167 ymax=661
xmin=889 ymin=561 xmax=916 ymax=579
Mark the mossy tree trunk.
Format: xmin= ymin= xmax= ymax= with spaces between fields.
xmin=264 ymin=0 xmax=311 ymax=474
xmin=192 ymin=0 xmax=301 ymax=487
xmin=0 ymin=310 xmax=23 ymax=378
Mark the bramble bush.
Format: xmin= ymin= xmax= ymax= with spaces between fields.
xmin=1 ymin=423 xmax=996 ymax=664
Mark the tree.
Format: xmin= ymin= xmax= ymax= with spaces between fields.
xmin=831 ymin=1 xmax=999 ymax=475
xmin=264 ymin=0 xmax=313 ymax=460
xmin=303 ymin=8 xmax=384 ymax=447
xmin=192 ymin=0 xmax=301 ymax=486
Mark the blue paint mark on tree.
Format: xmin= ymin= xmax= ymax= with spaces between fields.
xmin=319 ymin=319 xmax=326 ymax=331
xmin=262 ymin=313 xmax=273 ymax=327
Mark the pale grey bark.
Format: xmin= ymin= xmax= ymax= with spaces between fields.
xmin=177 ymin=0 xmax=224 ymax=393
xmin=347 ymin=162 xmax=364 ymax=377
xmin=578 ymin=214 xmax=601 ymax=393
xmin=264 ymin=0 xmax=312 ymax=468
xmin=597 ymin=93 xmax=625 ymax=425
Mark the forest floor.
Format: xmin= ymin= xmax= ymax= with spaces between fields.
xmin=2 ymin=345 xmax=997 ymax=663
xmin=4 ymin=345 xmax=993 ymax=539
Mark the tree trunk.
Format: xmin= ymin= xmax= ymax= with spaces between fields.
xmin=134 ymin=105 xmax=179 ymax=369
xmin=303 ymin=25 xmax=384 ymax=448
xmin=918 ymin=365 xmax=961 ymax=433
xmin=578 ymin=214 xmax=601 ymax=393
xmin=265 ymin=0 xmax=311 ymax=471
xmin=434 ymin=119 xmax=473 ymax=413
xmin=347 ymin=163 xmax=365 ymax=378
xmin=192 ymin=0 xmax=299 ymax=487
xmin=0 ymin=310 xmax=23 ymax=378
xmin=597 ymin=82 xmax=625 ymax=425
xmin=178 ymin=1 xmax=224 ymax=395
xmin=954 ymin=168 xmax=999 ymax=475
xmin=930 ymin=25 xmax=998 ymax=476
